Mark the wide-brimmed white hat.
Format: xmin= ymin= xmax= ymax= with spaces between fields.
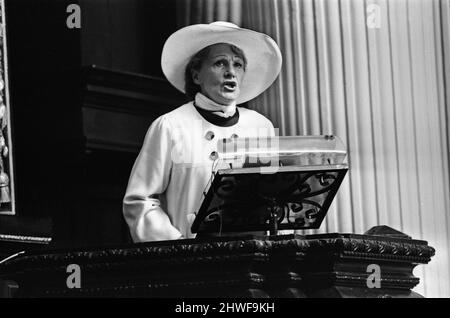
xmin=161 ymin=21 xmax=282 ymax=104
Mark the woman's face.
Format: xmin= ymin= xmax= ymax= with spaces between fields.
xmin=192 ymin=43 xmax=245 ymax=105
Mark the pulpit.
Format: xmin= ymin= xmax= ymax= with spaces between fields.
xmin=0 ymin=227 xmax=435 ymax=298
xmin=0 ymin=134 xmax=436 ymax=298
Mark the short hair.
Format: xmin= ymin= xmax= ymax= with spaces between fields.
xmin=184 ymin=43 xmax=247 ymax=100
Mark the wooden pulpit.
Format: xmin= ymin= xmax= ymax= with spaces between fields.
xmin=0 ymin=226 xmax=435 ymax=298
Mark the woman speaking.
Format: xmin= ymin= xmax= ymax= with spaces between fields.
xmin=123 ymin=21 xmax=282 ymax=242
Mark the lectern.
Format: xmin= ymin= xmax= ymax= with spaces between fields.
xmin=192 ymin=135 xmax=348 ymax=236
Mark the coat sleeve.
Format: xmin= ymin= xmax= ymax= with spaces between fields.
xmin=123 ymin=116 xmax=182 ymax=242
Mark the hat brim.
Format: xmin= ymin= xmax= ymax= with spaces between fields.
xmin=161 ymin=23 xmax=282 ymax=104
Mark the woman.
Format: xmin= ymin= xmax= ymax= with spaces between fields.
xmin=123 ymin=21 xmax=282 ymax=242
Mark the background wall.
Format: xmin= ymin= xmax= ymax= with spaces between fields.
xmin=79 ymin=0 xmax=179 ymax=77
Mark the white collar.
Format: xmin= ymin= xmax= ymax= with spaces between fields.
xmin=194 ymin=93 xmax=236 ymax=118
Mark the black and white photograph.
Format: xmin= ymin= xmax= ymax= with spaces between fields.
xmin=0 ymin=0 xmax=449 ymax=301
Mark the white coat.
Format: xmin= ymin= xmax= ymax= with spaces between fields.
xmin=123 ymin=101 xmax=275 ymax=242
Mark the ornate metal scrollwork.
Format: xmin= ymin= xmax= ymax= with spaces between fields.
xmin=196 ymin=168 xmax=347 ymax=234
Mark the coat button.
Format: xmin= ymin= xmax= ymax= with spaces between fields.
xmin=205 ymin=131 xmax=215 ymax=141
xmin=231 ymin=133 xmax=239 ymax=139
xmin=209 ymin=151 xmax=218 ymax=160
